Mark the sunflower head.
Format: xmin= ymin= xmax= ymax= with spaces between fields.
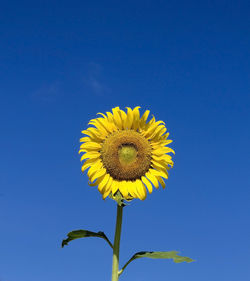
xmin=79 ymin=107 xmax=174 ymax=201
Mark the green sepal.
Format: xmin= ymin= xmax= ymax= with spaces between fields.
xmin=61 ymin=230 xmax=113 ymax=249
xmin=119 ymin=251 xmax=194 ymax=275
xmin=109 ymin=191 xmax=127 ymax=206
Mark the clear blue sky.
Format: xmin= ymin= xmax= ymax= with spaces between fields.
xmin=0 ymin=1 xmax=249 ymax=280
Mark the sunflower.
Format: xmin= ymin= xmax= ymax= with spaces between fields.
xmin=79 ymin=107 xmax=174 ymax=201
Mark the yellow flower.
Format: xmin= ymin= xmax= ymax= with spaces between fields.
xmin=79 ymin=107 xmax=174 ymax=201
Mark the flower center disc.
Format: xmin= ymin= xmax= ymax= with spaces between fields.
xmin=118 ymin=145 xmax=137 ymax=165
xmin=101 ymin=130 xmax=152 ymax=180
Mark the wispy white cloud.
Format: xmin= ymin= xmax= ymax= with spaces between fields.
xmin=88 ymin=77 xmax=104 ymax=94
xmin=83 ymin=62 xmax=109 ymax=95
xmin=31 ymin=81 xmax=62 ymax=102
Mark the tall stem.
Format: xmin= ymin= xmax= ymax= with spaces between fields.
xmin=111 ymin=204 xmax=123 ymax=281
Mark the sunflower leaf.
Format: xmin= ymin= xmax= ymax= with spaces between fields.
xmin=119 ymin=251 xmax=194 ymax=275
xmin=61 ymin=230 xmax=113 ymax=249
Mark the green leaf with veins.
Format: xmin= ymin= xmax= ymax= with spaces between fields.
xmin=119 ymin=251 xmax=194 ymax=275
xmin=61 ymin=230 xmax=113 ymax=249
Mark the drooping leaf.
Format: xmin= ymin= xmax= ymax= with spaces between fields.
xmin=132 ymin=251 xmax=194 ymax=262
xmin=61 ymin=230 xmax=113 ymax=248
xmin=119 ymin=251 xmax=194 ymax=275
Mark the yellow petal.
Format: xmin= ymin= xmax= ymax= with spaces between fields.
xmin=88 ymin=175 xmax=104 ymax=186
xmin=140 ymin=110 xmax=150 ymax=129
xmin=80 ymin=142 xmax=102 ymax=150
xmin=87 ymin=161 xmax=103 ymax=179
xmin=156 ymin=127 xmax=167 ymax=138
xmin=80 ymin=152 xmax=100 ymax=161
xmin=81 ymin=158 xmax=99 ymax=172
xmin=150 ymin=168 xmax=168 ymax=179
xmin=80 ymin=137 xmax=92 ymax=142
xmin=141 ymin=176 xmax=153 ymax=193
xmin=81 ymin=128 xmax=104 ymax=141
xmin=152 ymin=148 xmax=175 ymax=157
xmin=105 ymin=111 xmax=119 ymax=131
xmin=119 ymin=181 xmax=129 ymax=199
xmin=150 ymin=125 xmax=166 ymax=139
xmin=124 ymin=107 xmax=134 ymax=129
xmin=99 ymin=118 xmax=116 ymax=133
xmin=112 ymin=180 xmax=119 ymax=195
xmin=152 ymin=154 xmax=174 ymax=166
xmin=132 ymin=106 xmax=141 ymax=130
xmin=136 ymin=179 xmax=147 ymax=200
xmin=141 ymin=115 xmax=155 ymax=133
xmin=127 ymin=181 xmax=138 ymax=198
xmin=151 ymin=160 xmax=167 ymax=171
xmin=161 ymin=132 xmax=170 ymax=140
xmin=119 ymin=109 xmax=127 ymax=129
xmin=157 ymin=176 xmax=166 ymax=189
xmin=102 ymin=177 xmax=113 ymax=199
xmin=97 ymin=173 xmax=110 ymax=193
xmin=97 ymin=112 xmax=107 ymax=118
xmin=112 ymin=107 xmax=123 ymax=129
xmin=151 ymin=139 xmax=173 ymax=147
xmin=90 ymin=168 xmax=107 ymax=182
xmin=145 ymin=172 xmax=159 ymax=189
xmin=88 ymin=119 xmax=109 ymax=136
xmin=143 ymin=120 xmax=165 ymax=138
xmin=106 ymin=111 xmax=113 ymax=121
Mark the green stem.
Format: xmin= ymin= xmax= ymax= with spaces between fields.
xmin=111 ymin=204 xmax=123 ymax=281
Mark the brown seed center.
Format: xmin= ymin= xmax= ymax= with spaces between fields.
xmin=101 ymin=130 xmax=151 ymax=180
